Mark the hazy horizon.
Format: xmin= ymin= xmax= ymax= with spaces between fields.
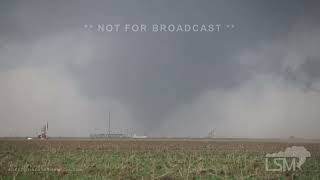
xmin=1 ymin=0 xmax=320 ymax=138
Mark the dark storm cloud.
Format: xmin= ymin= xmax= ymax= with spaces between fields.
xmin=1 ymin=0 xmax=320 ymax=137
xmin=283 ymin=56 xmax=320 ymax=92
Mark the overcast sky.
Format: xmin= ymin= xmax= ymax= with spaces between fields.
xmin=1 ymin=0 xmax=320 ymax=138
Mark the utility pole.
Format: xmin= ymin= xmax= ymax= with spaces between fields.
xmin=108 ymin=111 xmax=111 ymax=137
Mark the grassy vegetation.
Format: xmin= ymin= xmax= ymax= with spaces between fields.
xmin=0 ymin=139 xmax=319 ymax=179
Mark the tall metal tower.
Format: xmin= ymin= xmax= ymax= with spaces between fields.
xmin=108 ymin=111 xmax=111 ymax=137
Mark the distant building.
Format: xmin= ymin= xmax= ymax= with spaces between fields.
xmin=89 ymin=133 xmax=129 ymax=138
xmin=132 ymin=134 xmax=147 ymax=138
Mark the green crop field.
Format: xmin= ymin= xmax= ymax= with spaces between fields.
xmin=0 ymin=139 xmax=319 ymax=179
